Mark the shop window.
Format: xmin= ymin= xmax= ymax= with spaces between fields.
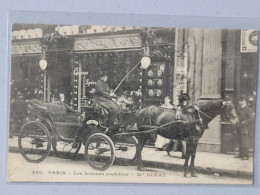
xmin=143 ymin=62 xmax=169 ymax=106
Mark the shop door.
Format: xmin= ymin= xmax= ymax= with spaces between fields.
xmin=75 ymin=51 xmax=143 ymax=111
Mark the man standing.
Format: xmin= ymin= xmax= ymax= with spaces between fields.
xmin=117 ymin=91 xmax=134 ymax=110
xmin=95 ymin=72 xmax=120 ymax=127
xmin=235 ymin=95 xmax=255 ymax=160
xmin=10 ymin=92 xmax=27 ymax=138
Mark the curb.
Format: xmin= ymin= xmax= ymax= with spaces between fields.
xmin=9 ymin=146 xmax=252 ymax=179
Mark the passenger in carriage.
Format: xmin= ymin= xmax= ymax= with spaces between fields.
xmin=59 ymin=93 xmax=65 ymax=105
xmin=117 ymin=91 xmax=134 ymax=110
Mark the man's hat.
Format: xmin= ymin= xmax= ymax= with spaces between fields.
xmin=224 ymin=95 xmax=232 ymax=101
xmin=238 ymin=95 xmax=247 ymax=101
xmin=99 ymin=71 xmax=108 ymax=77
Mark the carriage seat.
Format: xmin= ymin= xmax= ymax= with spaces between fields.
xmin=53 ymin=121 xmax=81 ymax=139
xmin=83 ymin=98 xmax=110 ymax=116
xmin=29 ymin=99 xmax=80 ymax=123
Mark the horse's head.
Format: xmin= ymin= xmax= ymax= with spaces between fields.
xmin=199 ymin=100 xmax=239 ymax=128
xmin=222 ymin=100 xmax=239 ymax=126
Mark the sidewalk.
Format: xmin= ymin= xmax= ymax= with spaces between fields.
xmin=8 ymin=136 xmax=253 ymax=179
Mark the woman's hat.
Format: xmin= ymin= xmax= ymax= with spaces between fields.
xmin=178 ymin=92 xmax=190 ymax=101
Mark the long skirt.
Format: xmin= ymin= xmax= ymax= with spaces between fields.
xmin=155 ymin=135 xmax=170 ymax=149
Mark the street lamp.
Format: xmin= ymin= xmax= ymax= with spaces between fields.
xmin=141 ymin=56 xmax=151 ymax=69
xmin=39 ymin=59 xmax=47 ymax=102
xmin=141 ymin=41 xmax=151 ymax=69
xmin=39 ymin=59 xmax=47 ymax=71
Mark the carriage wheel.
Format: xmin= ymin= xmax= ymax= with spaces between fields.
xmin=85 ymin=133 xmax=115 ymax=171
xmin=18 ymin=121 xmax=51 ymax=163
xmin=52 ymin=137 xmax=81 ymax=159
xmin=113 ymin=136 xmax=138 ymax=165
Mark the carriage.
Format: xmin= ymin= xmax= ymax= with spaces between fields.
xmin=18 ymin=98 xmax=139 ymax=171
xmin=18 ymin=96 xmax=238 ymax=176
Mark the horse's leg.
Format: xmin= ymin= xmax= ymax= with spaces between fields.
xmin=71 ymin=127 xmax=84 ymax=160
xmin=136 ymin=135 xmax=146 ymax=171
xmin=183 ymin=139 xmax=192 ymax=177
xmin=190 ymin=138 xmax=199 ymax=177
xmin=181 ymin=140 xmax=186 ymax=159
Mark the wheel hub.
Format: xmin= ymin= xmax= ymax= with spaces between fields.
xmin=119 ymin=146 xmax=128 ymax=152
xmin=31 ymin=138 xmax=44 ymax=148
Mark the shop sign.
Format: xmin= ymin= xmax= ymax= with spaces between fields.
xmin=11 ymin=42 xmax=42 ymax=54
xmin=240 ymin=29 xmax=258 ymax=53
xmin=73 ymin=67 xmax=89 ymax=76
xmin=74 ymin=34 xmax=142 ymax=51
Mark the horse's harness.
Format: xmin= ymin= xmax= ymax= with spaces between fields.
xmin=139 ymin=106 xmax=203 ymax=139
xmin=196 ymin=104 xmax=225 ymax=123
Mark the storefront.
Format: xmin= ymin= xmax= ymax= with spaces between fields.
xmin=10 ymin=25 xmax=258 ymax=153
xmin=71 ymin=29 xmax=175 ymax=111
xmin=221 ymin=29 xmax=258 ymax=153
xmin=180 ymin=28 xmax=258 ymax=153
xmin=11 ymin=39 xmax=42 ymax=100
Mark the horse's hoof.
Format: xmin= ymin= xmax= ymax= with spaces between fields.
xmin=70 ymin=155 xmax=79 ymax=161
xmin=137 ymin=167 xmax=146 ymax=172
xmin=191 ymin=172 xmax=198 ymax=177
xmin=130 ymin=157 xmax=137 ymax=164
xmin=184 ymin=172 xmax=190 ymax=177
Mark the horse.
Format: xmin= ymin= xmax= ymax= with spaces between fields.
xmin=135 ymin=100 xmax=239 ymax=177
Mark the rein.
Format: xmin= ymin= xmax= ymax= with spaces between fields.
xmin=113 ymin=118 xmax=202 ymax=137
xmin=112 ymin=119 xmax=184 ymax=137
xmin=197 ymin=107 xmax=222 ymax=123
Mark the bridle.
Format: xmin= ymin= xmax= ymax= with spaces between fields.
xmin=196 ymin=102 xmax=228 ymax=123
xmin=196 ymin=108 xmax=215 ymax=121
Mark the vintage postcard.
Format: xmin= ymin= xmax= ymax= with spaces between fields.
xmin=7 ymin=24 xmax=258 ymax=184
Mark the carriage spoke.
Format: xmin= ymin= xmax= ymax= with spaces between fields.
xmin=114 ymin=136 xmax=137 ymax=165
xmin=18 ymin=122 xmax=51 ymax=163
xmin=52 ymin=138 xmax=81 ymax=159
xmin=85 ymin=133 xmax=115 ymax=171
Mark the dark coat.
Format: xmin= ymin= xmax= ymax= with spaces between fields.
xmin=95 ymin=79 xmax=112 ymax=100
xmin=95 ymin=79 xmax=119 ymax=118
xmin=237 ymin=105 xmax=255 ymax=133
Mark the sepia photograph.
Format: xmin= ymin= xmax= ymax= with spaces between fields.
xmin=7 ymin=24 xmax=258 ymax=184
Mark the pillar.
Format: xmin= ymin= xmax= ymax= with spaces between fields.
xmin=77 ymin=55 xmax=82 ymax=112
